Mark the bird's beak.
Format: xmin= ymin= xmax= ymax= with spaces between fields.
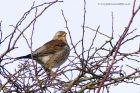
xmin=63 ymin=33 xmax=67 ymax=37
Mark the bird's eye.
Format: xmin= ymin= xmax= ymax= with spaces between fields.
xmin=58 ymin=34 xmax=63 ymax=37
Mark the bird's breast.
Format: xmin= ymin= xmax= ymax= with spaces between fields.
xmin=36 ymin=55 xmax=51 ymax=67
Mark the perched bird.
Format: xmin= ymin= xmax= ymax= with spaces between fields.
xmin=16 ymin=31 xmax=70 ymax=71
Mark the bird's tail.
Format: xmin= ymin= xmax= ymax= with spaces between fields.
xmin=16 ymin=54 xmax=32 ymax=59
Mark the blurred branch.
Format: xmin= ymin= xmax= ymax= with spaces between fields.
xmin=97 ymin=0 xmax=140 ymax=92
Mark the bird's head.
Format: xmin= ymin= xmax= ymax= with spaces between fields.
xmin=53 ymin=31 xmax=68 ymax=42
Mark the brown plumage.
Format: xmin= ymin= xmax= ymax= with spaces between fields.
xmin=16 ymin=31 xmax=70 ymax=70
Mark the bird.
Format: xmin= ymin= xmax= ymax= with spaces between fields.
xmin=16 ymin=31 xmax=70 ymax=71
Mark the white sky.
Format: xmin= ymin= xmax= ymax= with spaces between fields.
xmin=0 ymin=0 xmax=140 ymax=93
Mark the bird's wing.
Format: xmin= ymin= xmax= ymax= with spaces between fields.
xmin=32 ymin=40 xmax=67 ymax=57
